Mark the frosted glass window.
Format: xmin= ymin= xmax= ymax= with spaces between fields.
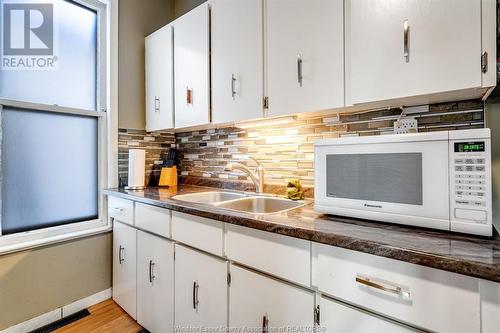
xmin=0 ymin=0 xmax=98 ymax=110
xmin=1 ymin=108 xmax=98 ymax=234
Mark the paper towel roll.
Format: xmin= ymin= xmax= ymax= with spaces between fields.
xmin=127 ymin=149 xmax=146 ymax=190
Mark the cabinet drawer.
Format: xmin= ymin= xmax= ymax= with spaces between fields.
xmin=312 ymin=243 xmax=480 ymax=333
xmin=226 ymin=224 xmax=310 ymax=286
xmin=171 ymin=211 xmax=224 ymax=256
xmin=108 ymin=196 xmax=134 ymax=225
xmin=321 ymin=295 xmax=418 ymax=333
xmin=135 ymin=203 xmax=170 ymax=238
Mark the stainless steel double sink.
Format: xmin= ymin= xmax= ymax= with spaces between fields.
xmin=172 ymin=191 xmax=305 ymax=215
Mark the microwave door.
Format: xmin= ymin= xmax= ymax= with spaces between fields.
xmin=326 ymin=153 xmax=423 ymax=206
xmin=315 ymin=141 xmax=450 ymax=230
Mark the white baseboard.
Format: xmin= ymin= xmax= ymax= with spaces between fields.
xmin=1 ymin=288 xmax=112 ymax=333
xmin=62 ymin=289 xmax=112 ymax=317
xmin=0 ymin=309 xmax=61 ymax=333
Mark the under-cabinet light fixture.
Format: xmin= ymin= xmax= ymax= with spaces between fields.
xmin=237 ymin=116 xmax=297 ymax=129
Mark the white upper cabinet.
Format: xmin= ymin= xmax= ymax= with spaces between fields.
xmin=266 ymin=0 xmax=345 ymax=117
xmin=211 ymin=0 xmax=264 ymax=124
xmin=174 ymin=3 xmax=210 ymax=129
xmin=348 ymin=0 xmax=487 ymax=105
xmin=145 ymin=25 xmax=174 ymax=131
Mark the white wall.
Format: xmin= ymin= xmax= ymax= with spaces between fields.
xmin=118 ymin=0 xmax=175 ymax=129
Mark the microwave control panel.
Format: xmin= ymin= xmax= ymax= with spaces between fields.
xmin=450 ymin=140 xmax=491 ymax=225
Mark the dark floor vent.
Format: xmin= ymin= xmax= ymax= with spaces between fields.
xmin=136 ymin=330 xmax=150 ymax=333
xmin=28 ymin=309 xmax=91 ymax=333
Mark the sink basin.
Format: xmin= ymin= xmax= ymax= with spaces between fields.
xmin=215 ymin=196 xmax=304 ymax=215
xmin=172 ymin=191 xmax=246 ymax=204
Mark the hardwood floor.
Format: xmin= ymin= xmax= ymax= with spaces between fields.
xmin=54 ymin=299 xmax=143 ymax=333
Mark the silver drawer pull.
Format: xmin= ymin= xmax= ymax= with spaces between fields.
xmin=154 ymin=96 xmax=160 ymax=112
xmin=262 ymin=314 xmax=269 ymax=333
xmin=297 ymin=54 xmax=303 ymax=87
xmin=193 ymin=281 xmax=199 ymax=310
xmin=403 ymin=19 xmax=409 ymax=62
xmin=231 ymin=74 xmax=237 ymax=99
xmin=149 ymin=260 xmax=156 ymax=283
xmin=119 ymin=245 xmax=125 ymax=264
xmin=356 ymin=274 xmax=410 ymax=299
xmin=113 ymin=207 xmax=125 ymax=213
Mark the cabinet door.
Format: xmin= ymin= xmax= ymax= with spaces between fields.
xmin=137 ymin=231 xmax=174 ymax=333
xmin=174 ymin=245 xmax=228 ymax=328
xmin=145 ymin=25 xmax=174 ymax=131
xmin=266 ymin=0 xmax=344 ymax=117
xmin=113 ymin=221 xmax=137 ymax=319
xmin=349 ymin=0 xmax=482 ymax=105
xmin=229 ymin=264 xmax=315 ymax=330
xmin=321 ymin=296 xmax=418 ymax=333
xmin=480 ymin=279 xmax=500 ymax=333
xmin=211 ymin=0 xmax=263 ymax=124
xmin=174 ymin=4 xmax=210 ymax=129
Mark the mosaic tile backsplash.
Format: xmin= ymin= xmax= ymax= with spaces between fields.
xmin=176 ymin=100 xmax=484 ymax=190
xmin=118 ymin=129 xmax=176 ymax=186
xmin=120 ymin=99 xmax=485 ymax=195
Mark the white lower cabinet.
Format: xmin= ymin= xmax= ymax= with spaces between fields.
xmin=229 ymin=264 xmax=315 ymax=331
xmin=112 ymin=221 xmax=137 ymax=319
xmin=174 ymin=244 xmax=228 ymax=330
xmin=312 ymin=243 xmax=480 ymax=333
xmin=110 ymin=196 xmax=497 ymax=333
xmin=480 ymin=279 xmax=500 ymax=333
xmin=321 ymin=296 xmax=418 ymax=333
xmin=136 ymin=231 xmax=174 ymax=333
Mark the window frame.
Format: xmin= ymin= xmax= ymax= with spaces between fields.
xmin=0 ymin=0 xmax=117 ymax=254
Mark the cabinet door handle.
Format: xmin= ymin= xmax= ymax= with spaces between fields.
xmin=297 ymin=55 xmax=303 ymax=87
xmin=403 ymin=19 xmax=409 ymax=61
xmin=193 ymin=281 xmax=199 ymax=310
xmin=149 ymin=260 xmax=155 ymax=283
xmin=154 ymin=96 xmax=160 ymax=112
xmin=186 ymin=88 xmax=193 ymax=105
xmin=118 ymin=246 xmax=125 ymax=264
xmin=356 ymin=274 xmax=411 ymax=299
xmin=262 ymin=314 xmax=269 ymax=333
xmin=113 ymin=207 xmax=125 ymax=214
xmin=231 ymin=74 xmax=236 ymax=99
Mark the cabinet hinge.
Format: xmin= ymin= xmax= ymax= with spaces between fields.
xmin=481 ymin=52 xmax=488 ymax=73
xmin=314 ymin=305 xmax=320 ymax=326
xmin=227 ymin=272 xmax=231 ymax=286
xmin=263 ymin=96 xmax=269 ymax=109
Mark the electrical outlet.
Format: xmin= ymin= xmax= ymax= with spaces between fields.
xmin=394 ymin=117 xmax=418 ymax=134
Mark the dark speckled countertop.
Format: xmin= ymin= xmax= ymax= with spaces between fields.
xmin=104 ymin=185 xmax=500 ymax=283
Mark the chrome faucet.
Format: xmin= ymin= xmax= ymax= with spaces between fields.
xmin=224 ymin=156 xmax=264 ymax=193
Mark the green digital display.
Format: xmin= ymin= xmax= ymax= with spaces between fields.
xmin=454 ymin=141 xmax=485 ymax=152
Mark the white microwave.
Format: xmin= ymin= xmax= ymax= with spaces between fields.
xmin=314 ymin=129 xmax=492 ymax=236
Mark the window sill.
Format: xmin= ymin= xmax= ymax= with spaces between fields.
xmin=0 ymin=220 xmax=112 ymax=256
